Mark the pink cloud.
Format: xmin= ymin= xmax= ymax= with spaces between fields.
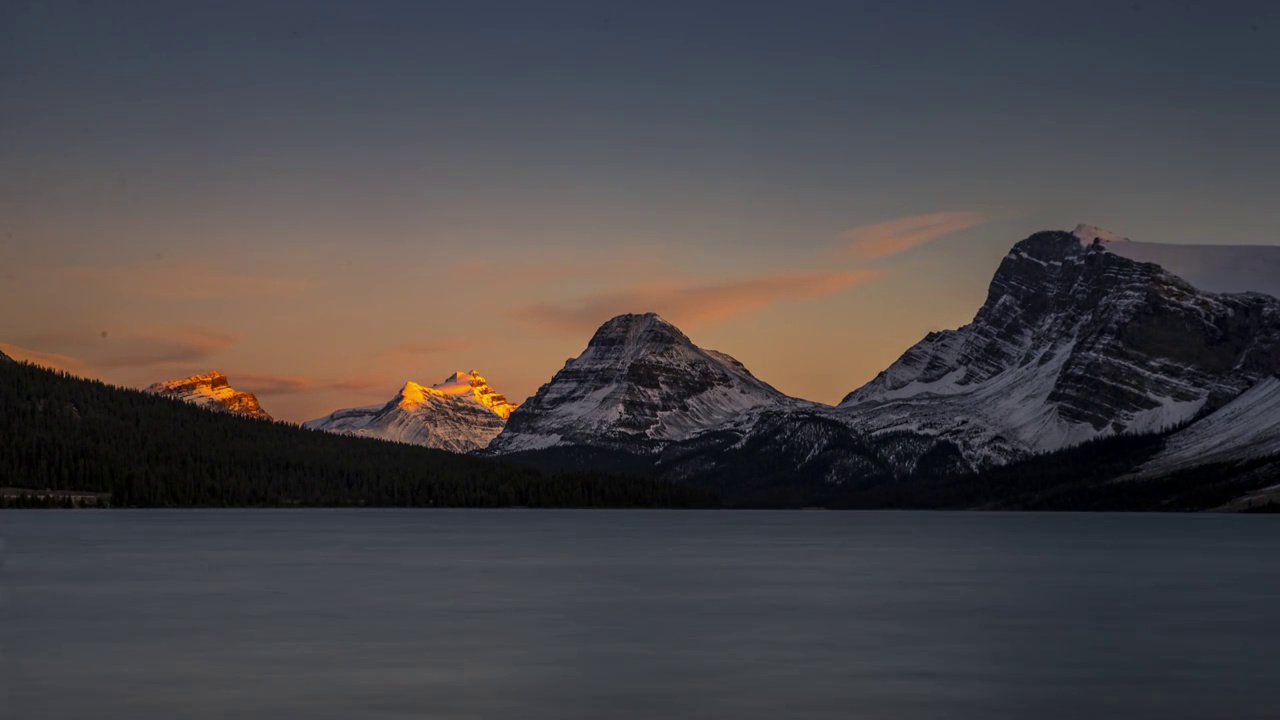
xmin=840 ymin=211 xmax=985 ymax=260
xmin=15 ymin=327 xmax=238 ymax=370
xmin=515 ymin=269 xmax=880 ymax=335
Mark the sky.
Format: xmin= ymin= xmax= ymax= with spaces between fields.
xmin=3 ymin=0 xmax=1280 ymax=421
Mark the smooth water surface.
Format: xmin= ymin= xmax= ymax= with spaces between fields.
xmin=2 ymin=510 xmax=1278 ymax=719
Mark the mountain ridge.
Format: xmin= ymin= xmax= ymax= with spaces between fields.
xmin=484 ymin=226 xmax=1280 ymax=499
xmin=144 ymin=371 xmax=272 ymax=421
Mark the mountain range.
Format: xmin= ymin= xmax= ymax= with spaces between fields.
xmin=131 ymin=225 xmax=1280 ymax=508
xmin=0 ymin=358 xmax=709 ymax=509
xmin=481 ymin=227 xmax=1279 ymax=486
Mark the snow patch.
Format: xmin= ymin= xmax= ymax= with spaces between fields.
xmin=1138 ymin=377 xmax=1280 ymax=475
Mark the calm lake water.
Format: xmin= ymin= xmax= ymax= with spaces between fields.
xmin=2 ymin=510 xmax=1278 ymax=719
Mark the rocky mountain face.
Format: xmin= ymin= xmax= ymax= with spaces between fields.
xmin=144 ymin=372 xmax=272 ymax=420
xmin=304 ymin=371 xmax=516 ymax=453
xmin=485 ymin=227 xmax=1280 ymax=500
xmin=832 ymin=226 xmax=1280 ymax=473
xmin=485 ymin=313 xmax=800 ymax=455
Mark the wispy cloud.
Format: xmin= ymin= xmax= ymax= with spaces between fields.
xmin=16 ymin=327 xmax=238 ymax=370
xmin=515 ymin=269 xmax=880 ymax=335
xmin=61 ymin=263 xmax=317 ymax=301
xmin=96 ymin=329 xmax=239 ymax=369
xmin=371 ymin=339 xmax=478 ymax=361
xmin=230 ymin=372 xmax=388 ymax=397
xmin=840 ymin=211 xmax=985 ymax=261
xmin=510 ymin=212 xmax=978 ymax=336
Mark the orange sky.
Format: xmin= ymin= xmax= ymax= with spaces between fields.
xmin=7 ymin=4 xmax=1279 ymax=421
xmin=2 ymin=211 xmax=1026 ymax=421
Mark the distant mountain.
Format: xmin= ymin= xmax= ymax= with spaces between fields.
xmin=305 ymin=371 xmax=517 ymax=453
xmin=145 ymin=372 xmax=272 ymax=421
xmin=485 ymin=313 xmax=801 ymax=456
xmin=0 ymin=359 xmax=713 ymax=509
xmin=0 ymin=349 xmax=12 ymax=362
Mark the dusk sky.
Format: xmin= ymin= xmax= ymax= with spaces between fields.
xmin=3 ymin=1 xmax=1280 ymax=421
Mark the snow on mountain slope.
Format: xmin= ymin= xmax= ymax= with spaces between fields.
xmin=304 ymin=371 xmax=515 ymax=453
xmin=1072 ymin=223 xmax=1280 ymax=297
xmin=486 ymin=313 xmax=803 ymax=455
xmin=835 ymin=227 xmax=1280 ymax=472
xmin=1137 ymin=376 xmax=1280 ymax=476
xmin=145 ymin=372 xmax=272 ymax=420
xmin=428 ymin=371 xmax=519 ymax=418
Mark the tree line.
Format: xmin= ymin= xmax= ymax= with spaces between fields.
xmin=0 ymin=361 xmax=716 ymax=509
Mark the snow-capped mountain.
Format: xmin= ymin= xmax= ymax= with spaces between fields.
xmin=833 ymin=225 xmax=1280 ymax=472
xmin=1137 ymin=374 xmax=1280 ymax=477
xmin=304 ymin=371 xmax=517 ymax=453
xmin=117 ymin=225 xmax=1280 ymax=507
xmin=485 ymin=228 xmax=1280 ymax=493
xmin=145 ymin=372 xmax=272 ymax=420
xmin=485 ymin=313 xmax=800 ymax=455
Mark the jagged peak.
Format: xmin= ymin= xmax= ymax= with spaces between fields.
xmin=1006 ymin=226 xmax=1133 ymax=264
xmin=597 ymin=312 xmax=677 ymax=331
xmin=587 ymin=312 xmax=690 ymax=349
xmin=146 ymin=371 xmax=231 ymax=392
xmin=394 ymin=371 xmax=517 ymax=418
xmin=397 ymin=380 xmax=429 ymax=400
xmin=1071 ymin=224 xmax=1130 ymax=245
xmin=436 ymin=370 xmax=485 ymax=388
xmin=1003 ymin=230 xmax=1092 ymax=264
xmin=144 ymin=371 xmax=270 ymax=420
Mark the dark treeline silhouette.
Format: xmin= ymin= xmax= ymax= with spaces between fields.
xmin=0 ymin=361 xmax=715 ymax=509
xmin=678 ymin=429 xmax=1280 ymax=511
xmin=832 ymin=432 xmax=1280 ymax=511
xmin=3 ymin=358 xmax=1275 ymax=511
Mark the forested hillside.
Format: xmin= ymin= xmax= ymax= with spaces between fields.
xmin=833 ymin=431 xmax=1280 ymax=512
xmin=0 ymin=361 xmax=715 ymax=509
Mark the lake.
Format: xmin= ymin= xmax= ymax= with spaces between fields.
xmin=2 ymin=510 xmax=1277 ymax=719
